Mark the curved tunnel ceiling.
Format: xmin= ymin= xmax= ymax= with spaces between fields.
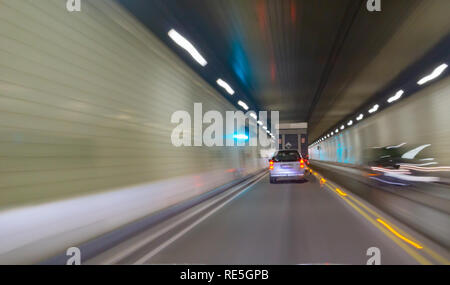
xmin=118 ymin=0 xmax=450 ymax=142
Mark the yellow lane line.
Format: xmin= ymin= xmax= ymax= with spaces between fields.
xmin=315 ymin=172 xmax=433 ymax=265
xmin=376 ymin=219 xmax=423 ymax=249
xmin=322 ymin=183 xmax=431 ymax=265
xmin=335 ymin=188 xmax=347 ymax=197
xmin=326 ymin=180 xmax=450 ymax=265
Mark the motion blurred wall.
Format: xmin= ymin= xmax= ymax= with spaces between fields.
xmin=309 ymin=75 xmax=450 ymax=168
xmin=0 ymin=0 xmax=265 ymax=263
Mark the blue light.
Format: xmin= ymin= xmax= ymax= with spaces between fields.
xmin=233 ymin=134 xmax=249 ymax=140
xmin=231 ymin=40 xmax=250 ymax=87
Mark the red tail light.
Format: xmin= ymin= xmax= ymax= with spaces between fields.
xmin=269 ymin=160 xmax=274 ymax=170
xmin=300 ymin=164 xmax=304 ymax=168
xmin=270 ymin=160 xmax=274 ymax=165
xmin=300 ymin=159 xmax=304 ymax=164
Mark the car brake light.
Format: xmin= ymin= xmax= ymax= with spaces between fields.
xmin=269 ymin=160 xmax=274 ymax=170
xmin=300 ymin=159 xmax=304 ymax=164
xmin=300 ymin=164 xmax=304 ymax=168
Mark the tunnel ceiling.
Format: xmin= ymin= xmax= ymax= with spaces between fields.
xmin=118 ymin=0 xmax=450 ymax=142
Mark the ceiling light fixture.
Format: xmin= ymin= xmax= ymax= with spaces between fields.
xmin=216 ymin=79 xmax=235 ymax=95
xmin=387 ymin=90 xmax=404 ymax=103
xmin=368 ymin=104 xmax=379 ymax=114
xmin=417 ymin=64 xmax=448 ymax=85
xmin=168 ymin=29 xmax=207 ymax=66
xmin=238 ymin=100 xmax=249 ymax=110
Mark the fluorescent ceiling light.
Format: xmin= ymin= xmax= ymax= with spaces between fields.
xmin=249 ymin=113 xmax=257 ymax=120
xmin=331 ymin=132 xmax=334 ymax=135
xmin=356 ymin=114 xmax=364 ymax=121
xmin=340 ymin=125 xmax=344 ymax=130
xmin=257 ymin=120 xmax=263 ymax=126
xmin=417 ymin=64 xmax=448 ymax=85
xmin=335 ymin=129 xmax=339 ymax=133
xmin=216 ymin=79 xmax=235 ymax=95
xmin=368 ymin=104 xmax=379 ymax=114
xmin=387 ymin=90 xmax=404 ymax=103
xmin=168 ymin=29 xmax=207 ymax=67
xmin=262 ymin=126 xmax=267 ymax=130
xmin=238 ymin=100 xmax=249 ymax=110
xmin=347 ymin=120 xmax=353 ymax=126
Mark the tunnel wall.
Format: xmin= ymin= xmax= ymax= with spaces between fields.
xmin=0 ymin=0 xmax=266 ymax=263
xmin=308 ymin=75 xmax=450 ymax=167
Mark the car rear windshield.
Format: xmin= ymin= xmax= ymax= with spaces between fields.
xmin=273 ymin=151 xmax=300 ymax=162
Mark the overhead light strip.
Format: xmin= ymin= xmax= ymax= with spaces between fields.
xmin=168 ymin=29 xmax=207 ymax=67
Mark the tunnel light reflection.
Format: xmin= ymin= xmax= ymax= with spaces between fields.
xmin=387 ymin=90 xmax=404 ymax=103
xmin=356 ymin=114 xmax=364 ymax=121
xmin=216 ymin=79 xmax=235 ymax=95
xmin=401 ymin=144 xmax=431 ymax=159
xmin=370 ymin=176 xmax=408 ymax=186
xmin=168 ymin=29 xmax=207 ymax=66
xmin=238 ymin=100 xmax=249 ymax=110
xmin=249 ymin=112 xmax=257 ymax=120
xmin=368 ymin=104 xmax=379 ymax=114
xmin=417 ymin=64 xmax=448 ymax=85
xmin=371 ymin=166 xmax=441 ymax=183
xmin=262 ymin=126 xmax=267 ymax=130
xmin=233 ymin=134 xmax=249 ymax=140
xmin=386 ymin=142 xmax=406 ymax=149
xmin=400 ymin=165 xmax=450 ymax=172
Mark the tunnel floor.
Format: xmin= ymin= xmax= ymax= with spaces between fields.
xmin=86 ymin=172 xmax=444 ymax=265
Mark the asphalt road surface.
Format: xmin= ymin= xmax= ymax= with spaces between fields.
xmin=87 ymin=171 xmax=449 ymax=265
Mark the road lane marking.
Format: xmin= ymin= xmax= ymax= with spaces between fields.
xmin=98 ymin=172 xmax=267 ymax=264
xmin=325 ymin=179 xmax=450 ymax=265
xmin=376 ymin=219 xmax=423 ymax=249
xmin=133 ymin=173 xmax=267 ymax=264
xmin=336 ymin=191 xmax=431 ymax=265
xmin=315 ymin=170 xmax=433 ymax=265
xmin=335 ymin=188 xmax=347 ymax=197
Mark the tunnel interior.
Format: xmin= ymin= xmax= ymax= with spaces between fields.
xmin=0 ymin=0 xmax=449 ymax=265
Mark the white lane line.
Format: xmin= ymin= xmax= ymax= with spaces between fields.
xmin=133 ymin=174 xmax=266 ymax=264
xmin=100 ymin=173 xmax=266 ymax=264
